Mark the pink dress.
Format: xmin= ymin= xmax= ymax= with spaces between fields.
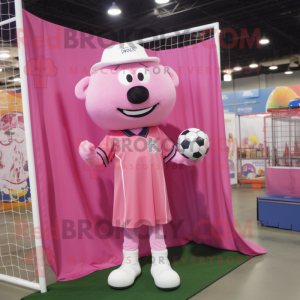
xmin=97 ymin=126 xmax=176 ymax=228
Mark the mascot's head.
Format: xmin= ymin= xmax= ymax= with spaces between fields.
xmin=75 ymin=43 xmax=179 ymax=131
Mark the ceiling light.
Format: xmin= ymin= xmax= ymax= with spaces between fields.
xmin=224 ymin=74 xmax=232 ymax=81
xmin=285 ymin=67 xmax=293 ymax=75
xmin=259 ymin=36 xmax=269 ymax=44
xmin=234 ymin=65 xmax=242 ymax=72
xmin=108 ymin=2 xmax=121 ymax=15
xmin=13 ymin=78 xmax=21 ymax=82
xmin=249 ymin=61 xmax=258 ymax=68
xmin=0 ymin=68 xmax=2 ymax=72
xmin=223 ymin=69 xmax=231 ymax=74
xmin=0 ymin=53 xmax=10 ymax=58
xmin=155 ymin=0 xmax=170 ymax=3
xmin=269 ymin=65 xmax=278 ymax=70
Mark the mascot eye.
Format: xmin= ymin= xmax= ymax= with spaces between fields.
xmin=137 ymin=73 xmax=144 ymax=81
xmin=126 ymin=74 xmax=133 ymax=82
xmin=118 ymin=70 xmax=133 ymax=85
xmin=136 ymin=68 xmax=150 ymax=83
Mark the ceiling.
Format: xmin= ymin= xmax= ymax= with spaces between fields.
xmin=1 ymin=0 xmax=300 ymax=83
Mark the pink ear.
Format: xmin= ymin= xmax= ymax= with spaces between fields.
xmin=166 ymin=66 xmax=179 ymax=87
xmin=75 ymin=76 xmax=90 ymax=100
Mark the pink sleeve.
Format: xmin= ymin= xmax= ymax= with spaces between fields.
xmin=96 ymin=131 xmax=115 ymax=167
xmin=158 ymin=128 xmax=176 ymax=164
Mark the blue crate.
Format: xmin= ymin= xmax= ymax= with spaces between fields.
xmin=257 ymin=194 xmax=300 ymax=232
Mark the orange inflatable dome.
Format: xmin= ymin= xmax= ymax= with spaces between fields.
xmin=266 ymin=87 xmax=297 ymax=110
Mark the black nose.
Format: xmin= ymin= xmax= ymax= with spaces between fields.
xmin=127 ymin=86 xmax=149 ymax=104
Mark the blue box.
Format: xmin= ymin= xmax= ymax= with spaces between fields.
xmin=257 ymin=194 xmax=300 ymax=232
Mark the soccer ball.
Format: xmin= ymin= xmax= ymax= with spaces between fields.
xmin=177 ymin=128 xmax=209 ymax=160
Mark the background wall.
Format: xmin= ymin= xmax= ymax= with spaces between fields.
xmin=222 ymin=70 xmax=300 ymax=93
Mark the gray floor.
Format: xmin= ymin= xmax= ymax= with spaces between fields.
xmin=191 ymin=187 xmax=300 ymax=300
xmin=1 ymin=186 xmax=300 ymax=300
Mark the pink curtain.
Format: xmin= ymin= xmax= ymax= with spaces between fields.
xmin=267 ymin=168 xmax=300 ymax=197
xmin=23 ymin=10 xmax=266 ymax=281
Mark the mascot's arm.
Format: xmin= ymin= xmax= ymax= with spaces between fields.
xmin=79 ymin=132 xmax=114 ymax=169
xmin=169 ymin=148 xmax=203 ymax=166
xmin=78 ymin=141 xmax=105 ymax=168
xmin=79 ymin=140 xmax=106 ymax=169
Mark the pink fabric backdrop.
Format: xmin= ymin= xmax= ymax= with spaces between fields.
xmin=23 ymin=10 xmax=266 ymax=281
xmin=267 ymin=168 xmax=300 ymax=197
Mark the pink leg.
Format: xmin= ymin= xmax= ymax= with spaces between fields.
xmin=123 ymin=228 xmax=139 ymax=251
xmin=149 ymin=224 xmax=167 ymax=251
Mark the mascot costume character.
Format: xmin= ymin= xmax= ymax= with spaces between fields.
xmin=75 ymin=43 xmax=206 ymax=291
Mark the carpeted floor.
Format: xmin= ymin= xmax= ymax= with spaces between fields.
xmin=22 ymin=242 xmax=251 ymax=300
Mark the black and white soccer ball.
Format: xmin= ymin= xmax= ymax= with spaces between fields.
xmin=177 ymin=128 xmax=209 ymax=160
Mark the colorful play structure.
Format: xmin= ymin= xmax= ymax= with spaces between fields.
xmin=258 ymin=108 xmax=300 ymax=231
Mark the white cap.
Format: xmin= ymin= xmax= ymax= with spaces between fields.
xmin=90 ymin=43 xmax=160 ymax=74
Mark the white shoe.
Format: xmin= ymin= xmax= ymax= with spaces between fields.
xmin=108 ymin=249 xmax=141 ymax=289
xmin=151 ymin=249 xmax=180 ymax=290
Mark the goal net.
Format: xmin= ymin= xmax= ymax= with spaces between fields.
xmin=0 ymin=0 xmax=43 ymax=291
xmin=132 ymin=23 xmax=220 ymax=67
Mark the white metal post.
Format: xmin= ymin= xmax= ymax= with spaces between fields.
xmin=0 ymin=17 xmax=16 ymax=26
xmin=14 ymin=0 xmax=47 ymax=293
xmin=214 ymin=22 xmax=221 ymax=69
xmin=0 ymin=274 xmax=41 ymax=291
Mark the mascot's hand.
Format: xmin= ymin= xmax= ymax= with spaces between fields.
xmin=79 ymin=140 xmax=105 ymax=170
xmin=171 ymin=150 xmax=204 ymax=166
xmin=79 ymin=140 xmax=96 ymax=161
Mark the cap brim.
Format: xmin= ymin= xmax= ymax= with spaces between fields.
xmin=90 ymin=57 xmax=160 ymax=75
